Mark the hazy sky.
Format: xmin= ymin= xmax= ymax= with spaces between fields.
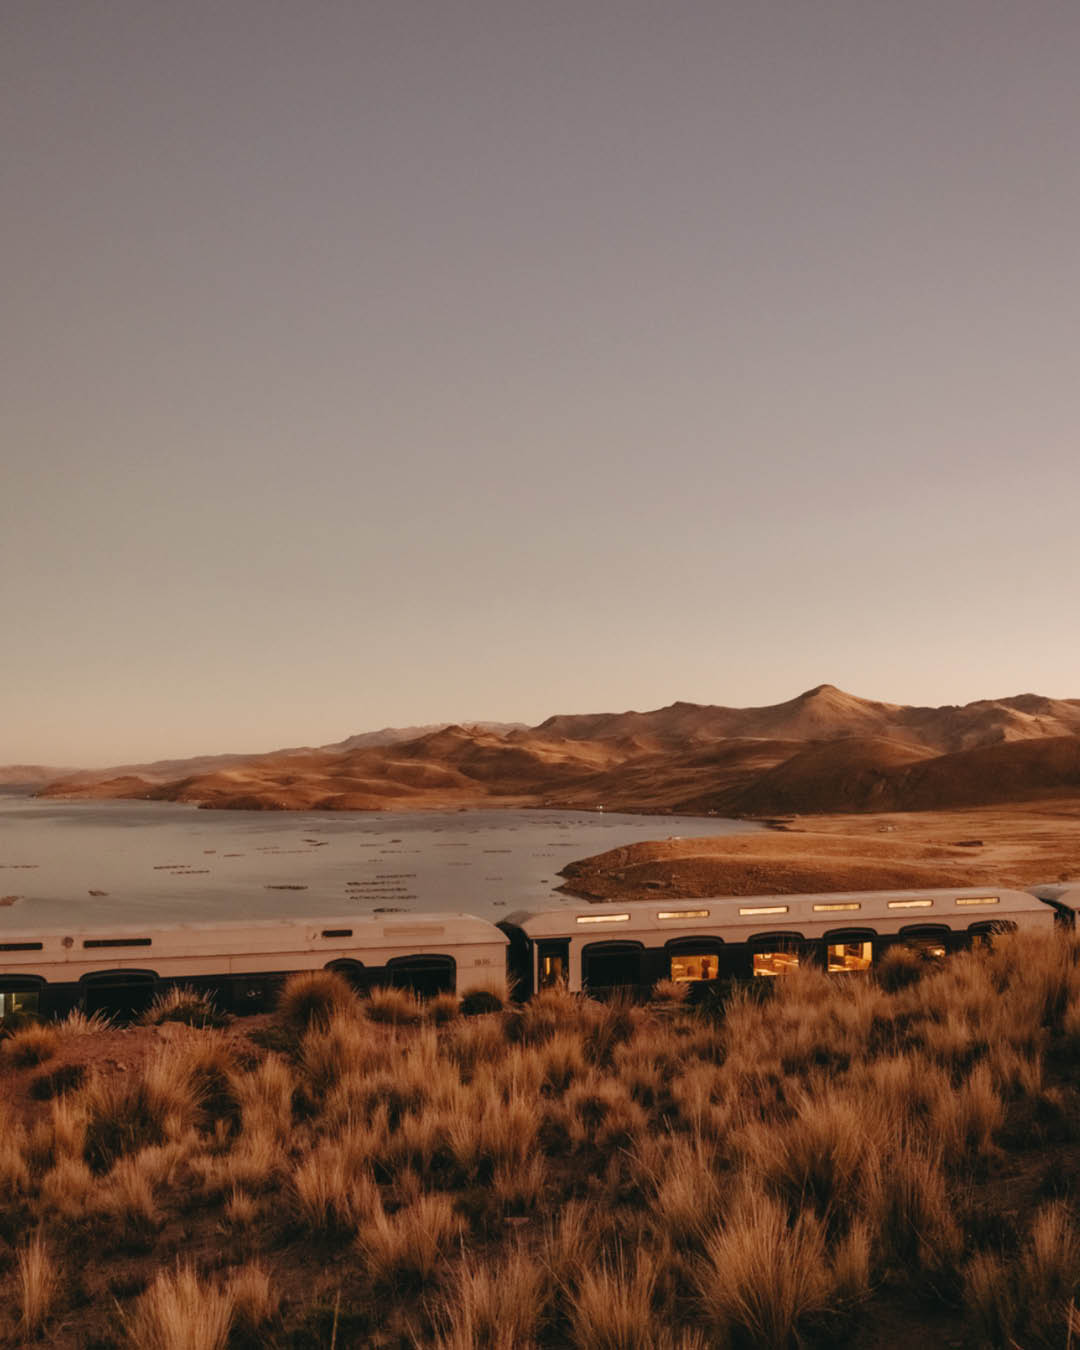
xmin=4 ymin=2 xmax=1080 ymax=766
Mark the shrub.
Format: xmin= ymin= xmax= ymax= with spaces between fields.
xmin=17 ymin=1230 xmax=59 ymax=1338
xmin=364 ymin=985 xmax=423 ymax=1026
xmin=81 ymin=1052 xmax=199 ymax=1173
xmin=141 ymin=985 xmax=227 ymax=1029
xmin=29 ymin=1061 xmax=86 ymax=1100
xmin=3 ymin=1022 xmax=59 ymax=1067
xmin=276 ymin=969 xmax=357 ymax=1033
xmin=431 ymin=1244 xmax=546 ymax=1350
xmin=569 ymin=1248 xmax=658 ymax=1350
xmin=876 ymin=944 xmax=933 ymax=993
xmin=228 ymin=1263 xmax=280 ymax=1336
xmin=426 ymin=992 xmax=460 ymax=1025
xmin=122 ymin=1262 xmax=234 ymax=1350
xmin=460 ymin=988 xmax=504 ymax=1016
xmin=358 ymin=1193 xmax=462 ymax=1292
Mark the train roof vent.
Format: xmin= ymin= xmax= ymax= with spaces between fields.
xmin=382 ymin=924 xmax=445 ymax=938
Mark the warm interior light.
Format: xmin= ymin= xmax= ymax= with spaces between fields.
xmin=827 ymin=941 xmax=873 ymax=972
xmin=955 ymin=896 xmax=999 ymax=906
xmin=887 ymin=900 xmax=933 ymax=909
xmin=576 ymin=913 xmax=630 ymax=924
xmin=739 ymin=905 xmax=789 ymax=916
xmin=813 ymin=902 xmax=861 ymax=911
xmin=657 ymin=909 xmax=710 ymax=920
xmin=752 ymin=950 xmax=800 ymax=976
xmin=669 ymin=953 xmax=719 ymax=982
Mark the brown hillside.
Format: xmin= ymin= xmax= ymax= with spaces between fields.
xmin=34 ymin=686 xmax=1080 ymax=814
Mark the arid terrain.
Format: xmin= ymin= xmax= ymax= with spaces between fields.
xmin=5 ymin=942 xmax=1080 ymax=1348
xmin=558 ymin=799 xmax=1080 ymax=901
xmin=21 ymin=685 xmax=1080 ymax=816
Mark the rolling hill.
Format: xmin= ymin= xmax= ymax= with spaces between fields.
xmin=31 ymin=685 xmax=1080 ymax=815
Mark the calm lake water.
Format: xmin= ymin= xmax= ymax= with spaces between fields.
xmin=0 ymin=797 xmax=762 ymax=931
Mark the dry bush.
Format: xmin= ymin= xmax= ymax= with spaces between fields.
xmin=646 ymin=1137 xmax=722 ymax=1250
xmin=56 ymin=1007 xmax=113 ymax=1036
xmin=963 ymin=1250 xmax=1015 ymax=1346
xmin=426 ymin=992 xmax=460 ymax=1025
xmin=141 ymin=985 xmax=226 ymax=1029
xmin=40 ymin=1153 xmax=95 ymax=1220
xmin=569 ymin=1247 xmax=658 ymax=1350
xmin=861 ymin=1142 xmax=962 ymax=1274
xmin=430 ymin=1244 xmax=546 ymax=1350
xmin=0 ymin=1107 xmax=29 ymax=1200
xmin=447 ymin=1015 xmax=508 ymax=1075
xmin=4 ymin=1021 xmax=59 ymax=1067
xmin=80 ymin=1050 xmax=201 ymax=1172
xmin=291 ymin=1143 xmax=380 ymax=1236
xmin=876 ymin=943 xmax=933 ymax=993
xmin=277 ymin=968 xmax=358 ymax=1032
xmin=651 ymin=979 xmax=691 ymax=1006
xmin=17 ymin=1229 xmax=60 ymax=1338
xmin=460 ymin=987 xmax=504 ymax=1015
xmin=1017 ymin=1202 xmax=1080 ymax=1342
xmin=537 ymin=1031 xmax=587 ymax=1094
xmin=122 ymin=1262 xmax=234 ymax=1350
xmin=228 ymin=1262 xmax=280 ymax=1334
xmin=695 ymin=1185 xmax=836 ymax=1348
xmin=233 ymin=1054 xmax=295 ymax=1140
xmin=223 ymin=1186 xmax=262 ymax=1231
xmin=541 ymin=1199 xmax=599 ymax=1293
xmin=357 ymin=1193 xmax=462 ymax=1291
xmin=364 ymin=985 xmax=424 ymax=1026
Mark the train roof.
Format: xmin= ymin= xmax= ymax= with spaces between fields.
xmin=0 ymin=911 xmax=507 ymax=949
xmin=502 ymin=886 xmax=1048 ymax=938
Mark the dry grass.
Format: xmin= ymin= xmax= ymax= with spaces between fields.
xmin=122 ymin=1262 xmax=234 ymax=1350
xmin=7 ymin=929 xmax=1080 ymax=1346
xmin=276 ymin=968 xmax=357 ymax=1032
xmin=4 ymin=1021 xmax=60 ymax=1067
xmin=17 ymin=1229 xmax=60 ymax=1338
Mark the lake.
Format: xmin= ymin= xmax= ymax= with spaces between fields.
xmin=0 ymin=797 xmax=762 ymax=931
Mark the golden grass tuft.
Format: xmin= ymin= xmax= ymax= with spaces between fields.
xmin=276 ymin=968 xmax=358 ymax=1032
xmin=122 ymin=1262 xmax=234 ymax=1350
xmin=17 ymin=1229 xmax=60 ymax=1338
xmin=4 ymin=1021 xmax=60 ymax=1067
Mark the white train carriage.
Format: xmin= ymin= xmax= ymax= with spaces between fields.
xmin=499 ymin=886 xmax=1053 ymax=996
xmin=0 ymin=912 xmax=509 ymax=1021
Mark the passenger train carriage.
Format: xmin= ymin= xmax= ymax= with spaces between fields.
xmin=0 ymin=913 xmax=508 ymax=1022
xmin=0 ymin=884 xmax=1065 ymax=1021
xmin=497 ymin=887 xmax=1054 ymax=997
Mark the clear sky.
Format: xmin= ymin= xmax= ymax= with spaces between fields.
xmin=3 ymin=1 xmax=1079 ymax=766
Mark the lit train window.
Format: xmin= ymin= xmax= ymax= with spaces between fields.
xmin=955 ymin=897 xmax=999 ymax=906
xmin=827 ymin=941 xmax=873 ymax=973
xmin=740 ymin=905 xmax=788 ymax=916
xmin=657 ymin=909 xmax=711 ymax=920
xmin=669 ymin=953 xmax=719 ymax=982
xmin=887 ymin=900 xmax=933 ymax=910
xmin=576 ymin=913 xmax=630 ymax=924
xmin=813 ymin=903 xmax=861 ymax=912
xmin=752 ymin=949 xmax=800 ymax=977
xmin=0 ymin=990 xmax=39 ymax=1019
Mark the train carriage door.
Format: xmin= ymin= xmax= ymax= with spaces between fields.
xmin=537 ymin=940 xmax=570 ymax=991
xmin=581 ymin=941 xmax=643 ymax=996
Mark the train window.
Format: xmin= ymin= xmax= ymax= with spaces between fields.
xmin=387 ymin=955 xmax=455 ymax=997
xmin=887 ymin=900 xmax=933 ymax=910
xmin=753 ymin=949 xmax=800 ymax=977
xmin=955 ymin=897 xmax=999 ymax=906
xmin=814 ymin=903 xmax=861 ymax=912
xmin=827 ymin=941 xmax=873 ymax=973
xmin=657 ymin=909 xmax=711 ymax=920
xmin=83 ymin=937 xmax=152 ymax=948
xmin=321 ymin=929 xmax=353 ymax=938
xmin=582 ymin=942 xmax=642 ymax=991
xmin=670 ymin=952 xmax=719 ymax=982
xmin=0 ymin=941 xmax=43 ymax=951
xmin=898 ymin=925 xmax=951 ymax=959
xmin=0 ymin=990 xmax=40 ymax=1020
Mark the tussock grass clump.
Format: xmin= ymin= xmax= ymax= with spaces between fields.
xmin=460 ymin=987 xmax=504 ymax=1016
xmin=122 ymin=1262 xmax=234 ymax=1350
xmin=357 ymin=1193 xmax=463 ymax=1291
xmin=17 ymin=1230 xmax=60 ymax=1338
xmin=141 ymin=984 xmax=227 ymax=1029
xmin=430 ymin=1244 xmax=547 ymax=1350
xmin=364 ymin=984 xmax=424 ymax=1025
xmin=4 ymin=1021 xmax=60 ymax=1067
xmin=276 ymin=968 xmax=357 ymax=1032
xmin=29 ymin=1060 xmax=86 ymax=1100
xmin=875 ymin=943 xmax=934 ymax=992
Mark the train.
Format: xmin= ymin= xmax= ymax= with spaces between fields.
xmin=2 ymin=882 xmax=1076 ymax=1023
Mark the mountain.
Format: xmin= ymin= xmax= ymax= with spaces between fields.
xmin=32 ymin=687 xmax=1080 ymax=815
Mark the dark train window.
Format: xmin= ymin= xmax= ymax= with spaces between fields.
xmin=0 ymin=941 xmax=43 ymax=952
xmin=83 ymin=937 xmax=152 ymax=949
xmin=582 ymin=941 xmax=642 ymax=991
xmin=387 ymin=954 xmax=455 ymax=997
xmin=322 ymin=929 xmax=353 ymax=939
